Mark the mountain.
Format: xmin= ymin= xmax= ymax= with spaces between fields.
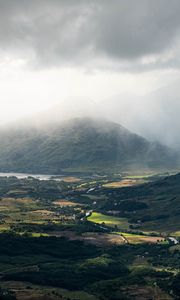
xmin=0 ymin=117 xmax=177 ymax=174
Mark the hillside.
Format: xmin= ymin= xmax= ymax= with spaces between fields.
xmin=0 ymin=117 xmax=177 ymax=174
xmin=97 ymin=172 xmax=180 ymax=233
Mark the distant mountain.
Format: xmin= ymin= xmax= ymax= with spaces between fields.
xmin=0 ymin=118 xmax=177 ymax=174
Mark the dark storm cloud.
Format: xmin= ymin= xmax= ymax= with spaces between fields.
xmin=0 ymin=0 xmax=180 ymax=68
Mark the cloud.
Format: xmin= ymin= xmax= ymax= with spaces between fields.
xmin=0 ymin=0 xmax=180 ymax=69
xmin=101 ymin=79 xmax=180 ymax=149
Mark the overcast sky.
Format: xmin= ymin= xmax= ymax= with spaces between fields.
xmin=0 ymin=0 xmax=180 ymax=146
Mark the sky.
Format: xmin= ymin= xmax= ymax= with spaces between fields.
xmin=0 ymin=0 xmax=180 ymax=147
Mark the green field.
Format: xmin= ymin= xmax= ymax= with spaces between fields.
xmin=114 ymin=232 xmax=165 ymax=244
xmin=87 ymin=212 xmax=129 ymax=229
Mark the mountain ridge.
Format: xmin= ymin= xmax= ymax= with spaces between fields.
xmin=0 ymin=117 xmax=177 ymax=174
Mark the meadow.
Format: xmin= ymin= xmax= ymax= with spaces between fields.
xmin=87 ymin=212 xmax=129 ymax=230
xmin=102 ymin=179 xmax=145 ymax=188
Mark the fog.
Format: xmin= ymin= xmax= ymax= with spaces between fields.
xmin=0 ymin=1 xmax=180 ymax=151
xmin=102 ymin=80 xmax=180 ymax=149
xmin=12 ymin=77 xmax=179 ymax=151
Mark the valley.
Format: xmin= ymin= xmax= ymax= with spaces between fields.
xmin=1 ymin=1 xmax=180 ymax=299
xmin=0 ymin=171 xmax=179 ymax=299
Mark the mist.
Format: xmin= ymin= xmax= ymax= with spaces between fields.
xmin=0 ymin=0 xmax=180 ymax=152
xmin=102 ymin=80 xmax=180 ymax=149
xmin=12 ymin=77 xmax=179 ymax=151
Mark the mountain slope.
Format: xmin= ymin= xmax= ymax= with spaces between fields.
xmin=0 ymin=118 xmax=177 ymax=174
xmin=99 ymin=172 xmax=180 ymax=232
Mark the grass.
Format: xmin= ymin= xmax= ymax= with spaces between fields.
xmin=103 ymin=179 xmax=145 ymax=188
xmin=87 ymin=212 xmax=129 ymax=229
xmin=31 ymin=232 xmax=49 ymax=237
xmin=0 ymin=196 xmax=70 ymax=229
xmin=0 ymin=281 xmax=99 ymax=300
xmin=53 ymin=199 xmax=81 ymax=207
xmin=125 ymin=174 xmax=155 ymax=179
xmin=62 ymin=176 xmax=82 ymax=183
xmin=0 ymin=224 xmax=10 ymax=232
xmin=172 ymin=231 xmax=180 ymax=237
xmin=114 ymin=232 xmax=165 ymax=244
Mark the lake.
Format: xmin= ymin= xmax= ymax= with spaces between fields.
xmin=0 ymin=172 xmax=61 ymax=181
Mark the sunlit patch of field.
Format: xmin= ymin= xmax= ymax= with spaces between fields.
xmin=6 ymin=189 xmax=28 ymax=195
xmin=103 ymin=179 xmax=145 ymax=188
xmin=125 ymin=174 xmax=155 ymax=179
xmin=15 ymin=198 xmax=36 ymax=204
xmin=77 ymin=180 xmax=104 ymax=189
xmin=31 ymin=210 xmax=54 ymax=215
xmin=62 ymin=176 xmax=81 ymax=183
xmin=53 ymin=199 xmax=81 ymax=207
xmin=115 ymin=232 xmax=165 ymax=244
xmin=85 ymin=194 xmax=106 ymax=201
xmin=20 ymin=217 xmax=54 ymax=225
xmin=172 ymin=231 xmax=180 ymax=237
xmin=87 ymin=212 xmax=129 ymax=229
xmin=31 ymin=232 xmax=49 ymax=237
xmin=0 ymin=224 xmax=10 ymax=232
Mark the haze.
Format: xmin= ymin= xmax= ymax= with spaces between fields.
xmin=0 ymin=0 xmax=180 ymax=148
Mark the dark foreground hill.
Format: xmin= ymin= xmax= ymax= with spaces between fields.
xmin=0 ymin=117 xmax=177 ymax=174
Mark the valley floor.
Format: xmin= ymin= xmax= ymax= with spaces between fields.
xmin=0 ymin=171 xmax=179 ymax=300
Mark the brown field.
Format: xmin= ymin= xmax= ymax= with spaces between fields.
xmin=83 ymin=232 xmax=125 ymax=246
xmin=139 ymin=236 xmax=165 ymax=243
xmin=53 ymin=199 xmax=80 ymax=207
xmin=31 ymin=210 xmax=54 ymax=215
xmin=0 ymin=197 xmax=35 ymax=205
xmin=47 ymin=231 xmax=125 ymax=246
xmin=62 ymin=176 xmax=81 ymax=183
xmin=16 ymin=198 xmax=35 ymax=204
xmin=121 ymin=232 xmax=165 ymax=244
xmin=103 ymin=179 xmax=145 ymax=188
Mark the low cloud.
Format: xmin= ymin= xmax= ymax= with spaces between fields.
xmin=1 ymin=0 xmax=180 ymax=69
